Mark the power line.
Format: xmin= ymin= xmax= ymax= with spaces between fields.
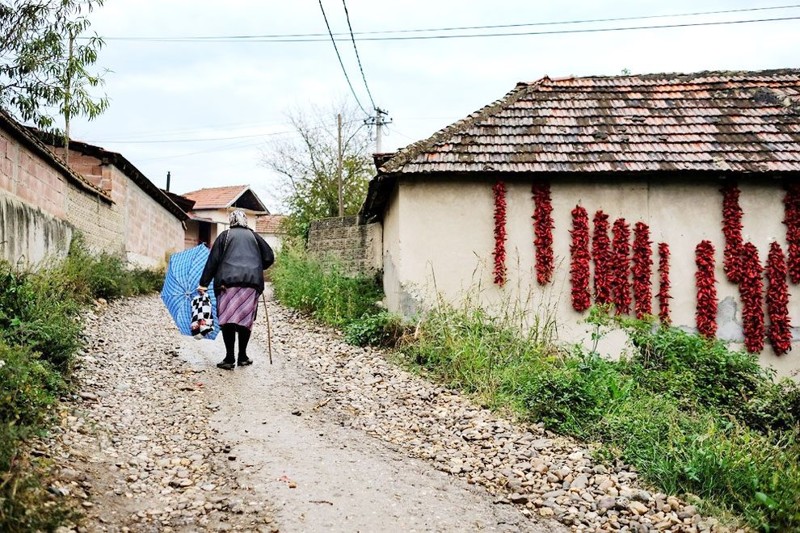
xmin=97 ymin=4 xmax=800 ymax=42
xmin=341 ymin=0 xmax=376 ymax=111
xmin=94 ymin=130 xmax=291 ymax=144
xmin=317 ymin=0 xmax=368 ymax=115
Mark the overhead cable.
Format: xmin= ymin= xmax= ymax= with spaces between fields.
xmin=97 ymin=4 xmax=800 ymax=42
xmin=341 ymin=0 xmax=376 ymax=111
xmin=317 ymin=0 xmax=368 ymax=115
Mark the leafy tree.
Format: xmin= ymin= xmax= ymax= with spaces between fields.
xmin=0 ymin=0 xmax=109 ymax=133
xmin=262 ymin=103 xmax=373 ymax=239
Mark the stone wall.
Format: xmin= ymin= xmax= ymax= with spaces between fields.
xmin=307 ymin=216 xmax=382 ymax=276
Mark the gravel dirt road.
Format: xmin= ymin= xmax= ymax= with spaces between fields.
xmin=44 ymin=289 xmax=720 ymax=532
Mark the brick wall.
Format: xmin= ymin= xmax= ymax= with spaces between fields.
xmin=0 ymin=130 xmax=69 ymax=219
xmin=307 ymin=216 xmax=382 ymax=275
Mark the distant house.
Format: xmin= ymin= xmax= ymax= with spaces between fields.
xmin=182 ymin=185 xmax=269 ymax=248
xmin=36 ymin=133 xmax=188 ymax=267
xmin=255 ymin=214 xmax=287 ymax=252
xmin=361 ymin=69 xmax=800 ymax=378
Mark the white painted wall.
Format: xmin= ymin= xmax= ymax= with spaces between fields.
xmin=383 ymin=176 xmax=800 ymax=379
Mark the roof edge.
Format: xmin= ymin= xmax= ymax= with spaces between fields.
xmin=379 ymin=77 xmax=551 ymax=174
xmin=0 ymin=111 xmax=112 ymax=203
xmin=31 ymin=130 xmax=189 ymax=222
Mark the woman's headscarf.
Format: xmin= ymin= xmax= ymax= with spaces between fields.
xmin=229 ymin=209 xmax=248 ymax=228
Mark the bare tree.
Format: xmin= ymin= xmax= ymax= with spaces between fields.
xmin=262 ymin=103 xmax=373 ymax=238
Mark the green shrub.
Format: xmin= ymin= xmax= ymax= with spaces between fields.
xmin=0 ymin=339 xmax=73 ymax=532
xmin=344 ymin=310 xmax=406 ymax=347
xmin=395 ymin=305 xmax=800 ymax=531
xmin=271 ymin=245 xmax=383 ymax=327
xmin=0 ymin=262 xmax=82 ymax=372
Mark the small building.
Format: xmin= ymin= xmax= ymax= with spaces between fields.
xmin=361 ymin=69 xmax=800 ymax=377
xmin=255 ymin=214 xmax=287 ymax=252
xmin=182 ymin=185 xmax=269 ymax=248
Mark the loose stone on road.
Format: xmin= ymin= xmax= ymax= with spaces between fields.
xmin=45 ymin=290 xmax=724 ymax=532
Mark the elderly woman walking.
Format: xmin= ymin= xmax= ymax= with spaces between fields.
xmin=198 ymin=210 xmax=274 ymax=370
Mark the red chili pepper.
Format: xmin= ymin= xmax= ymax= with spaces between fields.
xmin=766 ymin=241 xmax=792 ymax=355
xmin=739 ymin=242 xmax=764 ymax=353
xmin=632 ymin=222 xmax=653 ymax=319
xmin=532 ymin=181 xmax=554 ymax=285
xmin=783 ymin=183 xmax=800 ymax=284
xmin=611 ymin=218 xmax=631 ymax=315
xmin=493 ymin=181 xmax=507 ymax=286
xmin=695 ymin=240 xmax=717 ymax=338
xmin=721 ymin=182 xmax=744 ymax=284
xmin=570 ymin=205 xmax=591 ymax=311
xmin=593 ymin=211 xmax=612 ymax=305
xmin=657 ymin=243 xmax=671 ymax=324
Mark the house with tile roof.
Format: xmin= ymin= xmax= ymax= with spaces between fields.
xmin=361 ymin=69 xmax=800 ymax=377
xmin=35 ymin=132 xmax=189 ymax=267
xmin=181 ymin=185 xmax=269 ymax=248
xmin=255 ymin=214 xmax=287 ymax=252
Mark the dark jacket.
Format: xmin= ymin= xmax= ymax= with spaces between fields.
xmin=199 ymin=226 xmax=274 ymax=293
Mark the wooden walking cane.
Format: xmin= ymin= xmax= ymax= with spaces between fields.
xmin=260 ymin=292 xmax=273 ymax=364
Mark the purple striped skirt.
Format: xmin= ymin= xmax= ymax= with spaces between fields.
xmin=217 ymin=286 xmax=259 ymax=330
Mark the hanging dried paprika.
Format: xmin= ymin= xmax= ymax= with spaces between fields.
xmin=766 ymin=241 xmax=792 ymax=355
xmin=632 ymin=222 xmax=653 ymax=319
xmin=592 ymin=210 xmax=612 ymax=305
xmin=783 ymin=182 xmax=800 ymax=284
xmin=657 ymin=242 xmax=671 ymax=324
xmin=721 ymin=182 xmax=744 ymax=284
xmin=531 ymin=181 xmax=554 ymax=285
xmin=739 ymin=242 xmax=764 ymax=353
xmin=570 ymin=205 xmax=591 ymax=312
xmin=611 ymin=218 xmax=631 ymax=315
xmin=492 ymin=180 xmax=507 ymax=286
xmin=695 ymin=240 xmax=717 ymax=338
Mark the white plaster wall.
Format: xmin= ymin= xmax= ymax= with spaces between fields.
xmin=385 ymin=176 xmax=800 ymax=379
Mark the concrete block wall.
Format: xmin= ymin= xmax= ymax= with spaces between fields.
xmin=0 ymin=191 xmax=73 ymax=267
xmin=66 ymin=183 xmax=123 ymax=256
xmin=307 ymin=216 xmax=382 ymax=276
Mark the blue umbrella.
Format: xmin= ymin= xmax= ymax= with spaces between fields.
xmin=161 ymin=244 xmax=220 ymax=340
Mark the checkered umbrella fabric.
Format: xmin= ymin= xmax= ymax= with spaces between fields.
xmin=160 ymin=245 xmax=219 ymax=340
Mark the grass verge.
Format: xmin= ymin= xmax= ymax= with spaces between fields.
xmin=271 ymin=249 xmax=800 ymax=532
xmin=0 ymin=236 xmax=164 ymax=531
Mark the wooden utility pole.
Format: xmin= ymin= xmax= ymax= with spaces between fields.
xmin=337 ymin=113 xmax=343 ymax=217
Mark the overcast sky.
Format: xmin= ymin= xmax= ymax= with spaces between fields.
xmin=68 ymin=1 xmax=800 ymax=213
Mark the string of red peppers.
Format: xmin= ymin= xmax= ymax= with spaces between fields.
xmin=531 ymin=182 xmax=554 ymax=285
xmin=766 ymin=242 xmax=792 ymax=355
xmin=492 ymin=181 xmax=507 ymax=286
xmin=695 ymin=240 xmax=717 ymax=338
xmin=783 ymin=183 xmax=800 ymax=284
xmin=611 ymin=218 xmax=631 ymax=315
xmin=657 ymin=243 xmax=671 ymax=324
xmin=592 ymin=211 xmax=612 ymax=305
xmin=721 ymin=182 xmax=744 ymax=284
xmin=739 ymin=242 xmax=764 ymax=353
xmin=632 ymin=222 xmax=653 ymax=319
xmin=570 ymin=205 xmax=591 ymax=312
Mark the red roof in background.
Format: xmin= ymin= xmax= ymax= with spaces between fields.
xmin=256 ymin=214 xmax=287 ymax=234
xmin=183 ymin=185 xmax=249 ymax=209
xmin=380 ymin=69 xmax=800 ymax=175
